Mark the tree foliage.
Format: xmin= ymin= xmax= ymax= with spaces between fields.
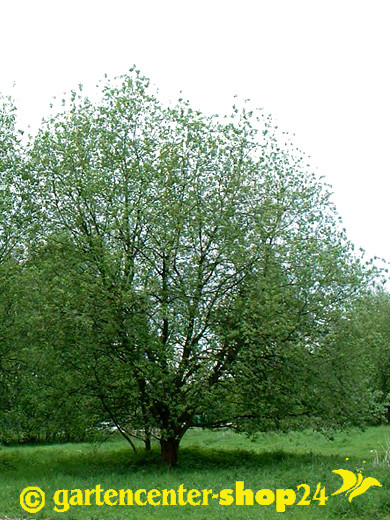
xmin=338 ymin=289 xmax=390 ymax=423
xmin=0 ymin=71 xmax=382 ymax=464
xmin=0 ymin=95 xmax=28 ymax=418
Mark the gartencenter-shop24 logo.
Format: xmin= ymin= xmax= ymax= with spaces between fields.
xmin=19 ymin=460 xmax=383 ymax=514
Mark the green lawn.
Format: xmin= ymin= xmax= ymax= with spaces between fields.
xmin=0 ymin=426 xmax=389 ymax=519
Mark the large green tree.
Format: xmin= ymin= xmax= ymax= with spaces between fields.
xmin=26 ymin=70 xmax=378 ymax=465
xmin=0 ymin=96 xmax=86 ymax=443
xmin=337 ymin=289 xmax=390 ymax=423
xmin=0 ymin=240 xmax=105 ymax=444
xmin=0 ymin=94 xmax=28 ymax=413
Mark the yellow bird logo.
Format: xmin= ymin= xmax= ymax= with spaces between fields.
xmin=332 ymin=469 xmax=382 ymax=502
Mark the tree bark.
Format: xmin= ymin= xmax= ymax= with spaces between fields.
xmin=160 ymin=437 xmax=180 ymax=467
xmin=144 ymin=435 xmax=151 ymax=453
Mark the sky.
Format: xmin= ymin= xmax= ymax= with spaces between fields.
xmin=1 ymin=0 xmax=389 ymax=266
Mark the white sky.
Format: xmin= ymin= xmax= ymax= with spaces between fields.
xmin=1 ymin=0 xmax=389 ymax=265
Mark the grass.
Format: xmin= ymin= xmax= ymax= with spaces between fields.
xmin=0 ymin=426 xmax=389 ymax=519
xmin=373 ymin=437 xmax=390 ymax=467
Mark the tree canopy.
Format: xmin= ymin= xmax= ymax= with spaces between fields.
xmin=0 ymin=70 xmax=384 ymax=465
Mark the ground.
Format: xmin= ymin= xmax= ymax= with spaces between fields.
xmin=1 ymin=427 xmax=389 ymax=519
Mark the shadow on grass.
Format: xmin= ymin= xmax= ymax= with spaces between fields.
xmin=176 ymin=446 xmax=343 ymax=471
xmin=0 ymin=442 xmax=350 ymax=478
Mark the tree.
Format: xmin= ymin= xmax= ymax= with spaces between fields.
xmin=27 ymin=69 xmax=378 ymax=465
xmin=0 ymin=96 xmax=95 ymax=443
xmin=0 ymin=95 xmax=24 ymax=263
xmin=337 ymin=289 xmax=390 ymax=423
xmin=0 ymin=242 xmax=105 ymax=444
xmin=0 ymin=94 xmax=29 ymax=414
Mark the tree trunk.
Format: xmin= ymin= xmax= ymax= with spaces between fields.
xmin=160 ymin=437 xmax=180 ymax=467
xmin=144 ymin=435 xmax=151 ymax=453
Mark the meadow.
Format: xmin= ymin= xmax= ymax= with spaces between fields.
xmin=0 ymin=426 xmax=389 ymax=520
